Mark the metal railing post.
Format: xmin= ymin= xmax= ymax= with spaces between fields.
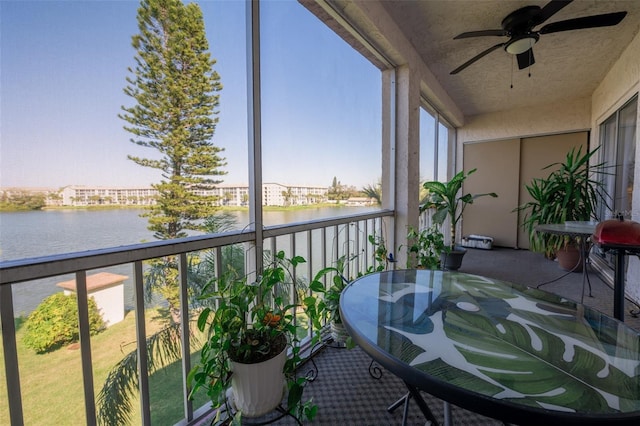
xmin=1 ymin=284 xmax=24 ymax=426
xmin=133 ymin=260 xmax=151 ymax=426
xmin=178 ymin=253 xmax=193 ymax=422
xmin=75 ymin=271 xmax=97 ymax=425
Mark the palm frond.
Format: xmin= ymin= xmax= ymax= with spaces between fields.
xmin=97 ymin=323 xmax=190 ymax=426
xmin=361 ymin=182 xmax=382 ymax=206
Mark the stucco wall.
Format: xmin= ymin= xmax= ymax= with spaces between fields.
xmin=457 ymin=97 xmax=592 ymax=144
xmin=591 ymin=30 xmax=640 ymax=304
xmin=591 ymin=30 xmax=640 ymax=122
xmin=456 ymin=97 xmax=591 ymax=165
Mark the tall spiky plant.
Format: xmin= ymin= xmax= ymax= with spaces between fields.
xmin=516 ymin=146 xmax=610 ymax=256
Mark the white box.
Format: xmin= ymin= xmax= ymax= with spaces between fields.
xmin=461 ymin=235 xmax=493 ymax=250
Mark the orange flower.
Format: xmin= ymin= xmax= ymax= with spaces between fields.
xmin=262 ymin=312 xmax=281 ymax=326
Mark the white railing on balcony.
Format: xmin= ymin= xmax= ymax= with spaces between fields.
xmin=1 ymin=210 xmax=393 ymax=426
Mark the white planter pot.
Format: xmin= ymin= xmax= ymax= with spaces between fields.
xmin=229 ymin=347 xmax=287 ymax=417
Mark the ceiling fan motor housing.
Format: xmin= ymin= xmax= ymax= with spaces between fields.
xmin=502 ymin=5 xmax=543 ymax=54
xmin=501 ymin=5 xmax=545 ymax=34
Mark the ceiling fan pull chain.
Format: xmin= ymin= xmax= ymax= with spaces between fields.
xmin=510 ymin=55 xmax=514 ymax=89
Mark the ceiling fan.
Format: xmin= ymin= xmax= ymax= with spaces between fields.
xmin=450 ymin=0 xmax=627 ymax=75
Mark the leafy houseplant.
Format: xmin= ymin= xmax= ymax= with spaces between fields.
xmin=308 ymin=260 xmax=348 ymax=345
xmin=188 ymin=251 xmax=319 ymax=424
xmin=306 ymin=237 xmax=388 ymax=347
xmin=420 ymin=169 xmax=497 ymax=269
xmin=405 ymin=225 xmax=447 ymax=270
xmin=516 ymin=146 xmax=609 ymax=261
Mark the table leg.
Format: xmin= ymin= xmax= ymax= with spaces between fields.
xmin=613 ymin=249 xmax=626 ymax=322
xmin=387 ymin=392 xmax=412 ymax=426
xmin=404 ymin=382 xmax=440 ymax=426
xmin=443 ymin=402 xmax=452 ymax=426
xmin=401 ymin=393 xmax=410 ymax=426
xmin=387 ymin=391 xmax=409 ymax=413
xmin=580 ymin=237 xmax=592 ymax=303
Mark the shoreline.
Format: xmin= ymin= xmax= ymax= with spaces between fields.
xmin=1 ymin=203 xmax=371 ymax=213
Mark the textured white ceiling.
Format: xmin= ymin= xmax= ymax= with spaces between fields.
xmin=380 ymin=0 xmax=640 ymax=117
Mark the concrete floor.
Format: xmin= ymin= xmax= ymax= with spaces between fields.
xmin=459 ymin=246 xmax=640 ymax=330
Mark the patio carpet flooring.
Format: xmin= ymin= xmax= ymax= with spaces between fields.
xmin=208 ymin=247 xmax=640 ymax=425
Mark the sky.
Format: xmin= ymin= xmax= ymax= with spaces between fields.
xmin=0 ymin=0 xmax=382 ymax=189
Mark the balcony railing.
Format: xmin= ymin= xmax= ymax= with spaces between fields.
xmin=1 ymin=209 xmax=393 ymax=426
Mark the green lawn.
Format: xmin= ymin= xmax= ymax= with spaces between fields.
xmin=0 ymin=310 xmax=210 ymax=425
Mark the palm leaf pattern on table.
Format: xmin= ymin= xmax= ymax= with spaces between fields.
xmin=376 ymin=273 xmax=640 ymax=414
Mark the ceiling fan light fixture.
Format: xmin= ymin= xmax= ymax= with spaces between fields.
xmin=505 ymin=35 xmax=538 ymax=54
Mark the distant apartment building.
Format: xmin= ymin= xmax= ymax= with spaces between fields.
xmin=191 ymin=184 xmax=250 ymax=207
xmin=59 ymin=184 xmax=329 ymax=207
xmin=262 ymin=183 xmax=327 ymax=206
xmin=61 ymin=186 xmax=157 ymax=206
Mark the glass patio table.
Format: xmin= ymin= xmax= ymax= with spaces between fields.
xmin=339 ymin=269 xmax=640 ymax=426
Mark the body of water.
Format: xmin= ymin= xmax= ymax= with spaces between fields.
xmin=0 ymin=206 xmax=372 ymax=315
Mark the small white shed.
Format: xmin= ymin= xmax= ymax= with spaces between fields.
xmin=57 ymin=272 xmax=127 ymax=327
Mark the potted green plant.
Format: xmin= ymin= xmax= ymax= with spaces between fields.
xmin=188 ymin=251 xmax=319 ymax=424
xmin=405 ymin=224 xmax=447 ymax=269
xmin=306 ymin=237 xmax=388 ymax=347
xmin=308 ymin=259 xmax=348 ymax=345
xmin=516 ymin=146 xmax=609 ymax=268
xmin=420 ymin=169 xmax=497 ymax=270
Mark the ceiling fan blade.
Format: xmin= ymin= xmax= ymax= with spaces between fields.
xmin=535 ymin=0 xmax=573 ymax=26
xmin=450 ymin=43 xmax=504 ymax=75
xmin=454 ymin=30 xmax=508 ymax=39
xmin=516 ymin=49 xmax=535 ymax=70
xmin=539 ymin=11 xmax=627 ymax=34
